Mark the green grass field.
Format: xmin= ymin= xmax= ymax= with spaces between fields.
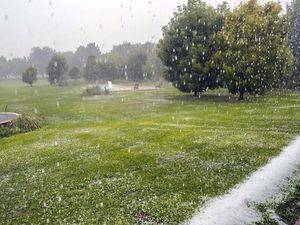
xmin=0 ymin=80 xmax=299 ymax=224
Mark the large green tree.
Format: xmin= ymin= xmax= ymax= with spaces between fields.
xmin=157 ymin=0 xmax=226 ymax=96
xmin=288 ymin=0 xmax=300 ymax=86
xmin=47 ymin=54 xmax=68 ymax=85
xmin=216 ymin=0 xmax=293 ymax=100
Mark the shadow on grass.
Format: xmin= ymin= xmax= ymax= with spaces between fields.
xmin=164 ymin=88 xmax=289 ymax=104
xmin=167 ymin=93 xmax=246 ymax=104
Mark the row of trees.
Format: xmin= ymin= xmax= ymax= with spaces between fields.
xmin=84 ymin=53 xmax=149 ymax=83
xmin=0 ymin=43 xmax=101 ymax=79
xmin=158 ymin=0 xmax=300 ymax=100
xmin=0 ymin=56 xmax=29 ymax=79
xmin=95 ymin=42 xmax=163 ymax=82
xmin=21 ymin=42 xmax=164 ymax=86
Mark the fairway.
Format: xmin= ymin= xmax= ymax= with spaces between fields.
xmin=0 ymin=80 xmax=299 ymax=224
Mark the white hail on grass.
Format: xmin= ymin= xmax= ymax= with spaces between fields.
xmin=187 ymin=136 xmax=300 ymax=225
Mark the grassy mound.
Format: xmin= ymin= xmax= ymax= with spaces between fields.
xmin=0 ymin=115 xmax=43 ymax=138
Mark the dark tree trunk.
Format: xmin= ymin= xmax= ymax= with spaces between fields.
xmin=239 ymin=91 xmax=244 ymax=100
xmin=194 ymin=89 xmax=202 ymax=97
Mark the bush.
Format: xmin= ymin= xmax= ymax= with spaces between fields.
xmin=0 ymin=115 xmax=44 ymax=138
xmin=22 ymin=66 xmax=37 ymax=87
xmin=82 ymin=86 xmax=110 ymax=96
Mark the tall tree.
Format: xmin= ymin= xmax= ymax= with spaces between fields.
xmin=109 ymin=42 xmax=163 ymax=81
xmin=127 ymin=54 xmax=148 ymax=81
xmin=100 ymin=53 xmax=126 ymax=80
xmin=73 ymin=43 xmax=101 ymax=68
xmin=29 ymin=47 xmax=55 ymax=75
xmin=68 ymin=66 xmax=81 ymax=80
xmin=216 ymin=0 xmax=293 ymax=100
xmin=289 ymin=0 xmax=300 ymax=86
xmin=47 ymin=54 xmax=68 ymax=85
xmin=0 ymin=56 xmax=8 ymax=79
xmin=144 ymin=56 xmax=164 ymax=81
xmin=96 ymin=61 xmax=118 ymax=81
xmin=62 ymin=51 xmax=76 ymax=69
xmin=84 ymin=55 xmax=98 ymax=82
xmin=157 ymin=0 xmax=226 ymax=96
xmin=22 ymin=66 xmax=37 ymax=87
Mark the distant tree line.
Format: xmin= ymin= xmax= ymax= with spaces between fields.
xmin=0 ymin=41 xmax=163 ymax=86
xmin=0 ymin=43 xmax=100 ymax=79
xmin=46 ymin=42 xmax=163 ymax=86
xmin=83 ymin=42 xmax=163 ymax=83
xmin=0 ymin=56 xmax=29 ymax=79
xmin=158 ymin=0 xmax=300 ymax=100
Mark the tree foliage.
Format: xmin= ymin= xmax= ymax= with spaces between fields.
xmin=0 ymin=42 xmax=162 ymax=82
xmin=288 ymin=0 xmax=300 ymax=86
xmin=68 ymin=66 xmax=81 ymax=80
xmin=47 ymin=54 xmax=68 ymax=85
xmin=83 ymin=44 xmax=155 ymax=82
xmin=96 ymin=61 xmax=118 ymax=81
xmin=157 ymin=0 xmax=226 ymax=95
xmin=73 ymin=43 xmax=101 ymax=68
xmin=22 ymin=66 xmax=37 ymax=87
xmin=0 ymin=56 xmax=29 ymax=79
xmin=84 ymin=55 xmax=98 ymax=82
xmin=100 ymin=53 xmax=126 ymax=80
xmin=158 ymin=0 xmax=293 ymax=99
xmin=108 ymin=42 xmax=163 ymax=81
xmin=216 ymin=0 xmax=293 ymax=99
xmin=29 ymin=47 xmax=55 ymax=75
xmin=127 ymin=54 xmax=148 ymax=82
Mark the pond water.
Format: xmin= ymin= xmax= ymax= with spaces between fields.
xmin=0 ymin=113 xmax=19 ymax=124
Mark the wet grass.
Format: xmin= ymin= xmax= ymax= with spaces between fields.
xmin=0 ymin=79 xmax=299 ymax=224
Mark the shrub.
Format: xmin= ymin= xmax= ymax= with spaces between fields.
xmin=82 ymin=86 xmax=110 ymax=96
xmin=0 ymin=115 xmax=44 ymax=138
xmin=22 ymin=66 xmax=37 ymax=87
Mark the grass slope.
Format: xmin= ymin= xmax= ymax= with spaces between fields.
xmin=0 ymin=80 xmax=299 ymax=224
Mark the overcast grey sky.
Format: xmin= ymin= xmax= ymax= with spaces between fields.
xmin=0 ymin=0 xmax=289 ymax=58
